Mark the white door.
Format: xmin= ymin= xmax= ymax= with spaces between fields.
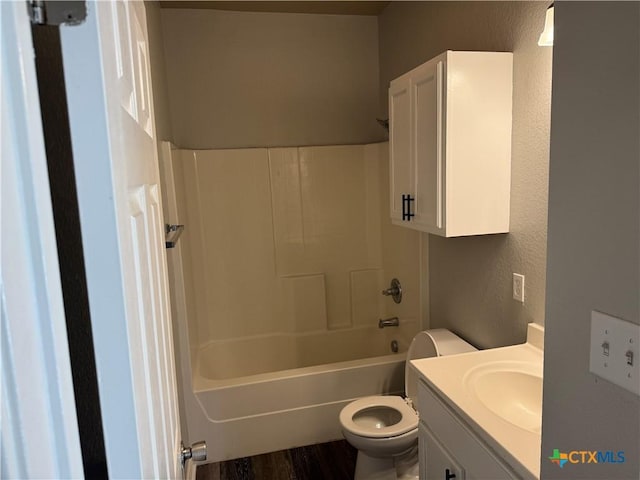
xmin=59 ymin=1 xmax=183 ymax=477
xmin=412 ymin=59 xmax=444 ymax=233
xmin=1 ymin=3 xmax=83 ymax=478
xmin=389 ymin=76 xmax=412 ymax=224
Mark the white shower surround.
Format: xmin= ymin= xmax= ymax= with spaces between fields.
xmin=160 ymin=141 xmax=425 ymax=462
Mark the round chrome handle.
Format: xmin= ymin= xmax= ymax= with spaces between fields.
xmin=181 ymin=440 xmax=207 ymax=466
xmin=190 ymin=441 xmax=207 ymax=462
xmin=381 ymin=278 xmax=402 ymax=304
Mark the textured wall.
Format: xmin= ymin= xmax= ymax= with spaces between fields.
xmin=541 ymin=3 xmax=640 ymax=478
xmin=379 ymin=2 xmax=552 ymax=348
xmin=160 ymin=8 xmax=383 ymax=149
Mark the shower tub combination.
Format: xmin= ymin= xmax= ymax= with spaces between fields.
xmin=190 ymin=330 xmax=410 ymax=462
xmin=161 ymin=142 xmax=424 ymax=462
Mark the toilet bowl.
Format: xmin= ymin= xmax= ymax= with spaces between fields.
xmin=339 ymin=329 xmax=476 ymax=480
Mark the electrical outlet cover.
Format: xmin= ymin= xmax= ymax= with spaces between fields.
xmin=512 ymin=273 xmax=525 ymax=302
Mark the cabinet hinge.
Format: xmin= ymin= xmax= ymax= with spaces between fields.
xmin=28 ymin=1 xmax=87 ymax=26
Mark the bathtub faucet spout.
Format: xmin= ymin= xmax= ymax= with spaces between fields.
xmin=378 ymin=317 xmax=399 ymax=329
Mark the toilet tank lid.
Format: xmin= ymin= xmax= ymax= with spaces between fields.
xmin=405 ymin=329 xmax=477 ymax=406
xmin=419 ymin=329 xmax=477 ymax=357
xmin=406 ymin=329 xmax=476 ymax=362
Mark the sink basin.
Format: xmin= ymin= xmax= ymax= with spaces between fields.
xmin=464 ymin=362 xmax=543 ymax=434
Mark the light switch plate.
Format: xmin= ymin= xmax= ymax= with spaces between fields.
xmin=589 ymin=311 xmax=640 ymax=396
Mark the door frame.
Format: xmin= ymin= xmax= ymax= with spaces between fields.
xmin=1 ymin=2 xmax=83 ymax=477
xmin=3 ymin=1 xmax=192 ymax=478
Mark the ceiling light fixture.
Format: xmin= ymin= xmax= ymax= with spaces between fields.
xmin=538 ymin=4 xmax=554 ymax=47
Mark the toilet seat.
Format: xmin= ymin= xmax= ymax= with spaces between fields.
xmin=339 ymin=395 xmax=418 ymax=439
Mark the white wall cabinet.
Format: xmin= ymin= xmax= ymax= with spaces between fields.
xmin=389 ymin=51 xmax=513 ymax=237
xmin=418 ymin=380 xmax=517 ymax=480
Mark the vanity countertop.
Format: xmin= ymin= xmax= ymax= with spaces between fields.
xmin=411 ymin=324 xmax=544 ymax=479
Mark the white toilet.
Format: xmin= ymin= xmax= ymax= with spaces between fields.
xmin=339 ymin=329 xmax=476 ymax=480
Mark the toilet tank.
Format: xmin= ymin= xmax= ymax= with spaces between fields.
xmin=405 ymin=329 xmax=477 ymax=407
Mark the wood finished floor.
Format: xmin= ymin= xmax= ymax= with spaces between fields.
xmin=196 ymin=440 xmax=357 ymax=480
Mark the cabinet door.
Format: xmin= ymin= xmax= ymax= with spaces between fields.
xmin=389 ymin=76 xmax=412 ymax=224
xmin=412 ymin=60 xmax=444 ymax=233
xmin=420 ymin=422 xmax=464 ymax=480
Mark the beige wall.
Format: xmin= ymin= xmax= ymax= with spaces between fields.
xmin=160 ymin=8 xmax=383 ymax=149
xmin=379 ymin=2 xmax=553 ymax=348
xmin=541 ymin=3 xmax=640 ymax=478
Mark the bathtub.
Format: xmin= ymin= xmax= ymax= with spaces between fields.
xmin=198 ymin=324 xmax=414 ymax=380
xmin=160 ymin=141 xmax=423 ymax=463
xmin=185 ymin=326 xmax=411 ymax=463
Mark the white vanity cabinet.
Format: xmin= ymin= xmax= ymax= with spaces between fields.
xmin=389 ymin=51 xmax=513 ymax=237
xmin=418 ymin=380 xmax=517 ymax=480
xmin=420 ymin=424 xmax=465 ymax=480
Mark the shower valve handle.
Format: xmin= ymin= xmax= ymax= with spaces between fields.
xmin=381 ymin=278 xmax=402 ymax=304
xmin=382 ymin=287 xmax=399 ymax=296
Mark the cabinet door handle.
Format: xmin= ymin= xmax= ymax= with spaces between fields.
xmin=402 ymin=193 xmax=407 ymax=220
xmin=445 ymin=469 xmax=456 ymax=480
xmin=402 ymin=194 xmax=415 ymax=221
